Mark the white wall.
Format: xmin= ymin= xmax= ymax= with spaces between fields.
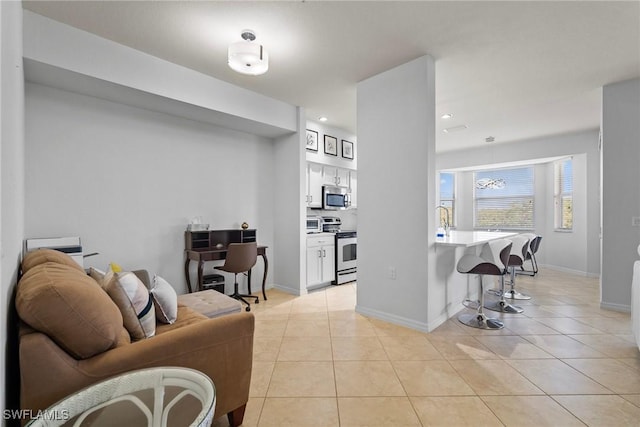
xmin=272 ymin=109 xmax=306 ymax=295
xmin=21 ymin=9 xmax=310 ymax=300
xmin=601 ymin=78 xmax=640 ymax=311
xmin=1 ymin=0 xmax=24 ymax=418
xmin=356 ymin=55 xmax=437 ymax=331
xmin=437 ymin=130 xmax=600 ymax=276
xmin=25 ymin=83 xmax=276 ymax=294
xmin=23 ymin=11 xmax=297 ymax=135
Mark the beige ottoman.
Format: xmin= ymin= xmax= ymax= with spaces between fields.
xmin=177 ymin=289 xmax=242 ymax=318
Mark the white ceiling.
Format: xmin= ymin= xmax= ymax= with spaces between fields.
xmin=23 ymin=1 xmax=640 ymax=152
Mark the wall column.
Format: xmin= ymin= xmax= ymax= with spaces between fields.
xmin=356 ymin=56 xmax=437 ymax=331
xmin=601 ymin=78 xmax=640 ymax=311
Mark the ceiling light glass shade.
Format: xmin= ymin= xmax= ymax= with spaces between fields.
xmin=228 ymin=40 xmax=269 ymax=76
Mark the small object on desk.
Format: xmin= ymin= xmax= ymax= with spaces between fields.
xmin=241 ymin=222 xmax=249 ymax=230
xmin=215 ymin=243 xmax=224 ymax=249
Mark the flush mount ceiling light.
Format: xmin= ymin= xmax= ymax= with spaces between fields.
xmin=441 ymin=113 xmax=454 ymax=119
xmin=319 ymin=116 xmax=328 ymax=122
xmin=228 ymin=29 xmax=269 ymax=76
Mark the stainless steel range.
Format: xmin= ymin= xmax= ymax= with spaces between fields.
xmin=335 ymin=230 xmax=357 ymax=285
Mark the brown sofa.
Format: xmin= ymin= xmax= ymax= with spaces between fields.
xmin=15 ymin=249 xmax=254 ymax=426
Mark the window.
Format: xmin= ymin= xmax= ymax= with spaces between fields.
xmin=474 ymin=166 xmax=534 ymax=229
xmin=554 ymin=158 xmax=573 ymax=230
xmin=439 ymin=172 xmax=455 ymax=228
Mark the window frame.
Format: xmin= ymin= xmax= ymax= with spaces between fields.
xmin=438 ymin=172 xmax=456 ymax=229
xmin=554 ymin=157 xmax=573 ymax=232
xmin=472 ymin=166 xmax=535 ymax=231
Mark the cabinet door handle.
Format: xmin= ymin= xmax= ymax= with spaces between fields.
xmin=318 ymin=249 xmax=322 ymax=258
xmin=322 ymin=249 xmax=326 ymax=257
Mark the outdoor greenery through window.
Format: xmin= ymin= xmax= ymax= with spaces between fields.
xmin=439 ymin=172 xmax=455 ymax=228
xmin=555 ymin=158 xmax=573 ymax=230
xmin=474 ymin=166 xmax=534 ymax=229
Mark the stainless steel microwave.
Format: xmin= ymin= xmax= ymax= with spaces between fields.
xmin=323 ymin=185 xmax=351 ymax=210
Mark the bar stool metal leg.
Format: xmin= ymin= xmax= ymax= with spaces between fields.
xmin=458 ymin=274 xmax=504 ymax=329
xmin=484 ymin=276 xmax=524 ymax=313
xmin=503 ymin=266 xmax=531 ymax=300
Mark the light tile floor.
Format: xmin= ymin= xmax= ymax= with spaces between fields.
xmin=213 ymin=268 xmax=640 ymax=426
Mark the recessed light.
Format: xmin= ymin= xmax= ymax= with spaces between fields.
xmin=443 ymin=125 xmax=468 ymax=133
xmin=441 ymin=113 xmax=454 ymax=119
xmin=319 ymin=117 xmax=328 ymax=122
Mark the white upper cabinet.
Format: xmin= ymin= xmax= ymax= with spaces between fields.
xmin=306 ymin=162 xmax=323 ymax=208
xmin=322 ymin=165 xmax=349 ymax=187
xmin=306 ymin=162 xmax=357 ymax=209
xmin=349 ymin=170 xmax=357 ymax=208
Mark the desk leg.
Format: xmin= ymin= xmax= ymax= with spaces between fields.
xmin=247 ymin=254 xmax=268 ymax=300
xmin=184 ymin=258 xmax=192 ymax=294
xmin=197 ymin=260 xmax=204 ymax=293
xmin=261 ymin=253 xmax=268 ymax=301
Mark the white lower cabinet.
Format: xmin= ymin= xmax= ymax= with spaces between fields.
xmin=306 ymin=234 xmax=335 ymax=288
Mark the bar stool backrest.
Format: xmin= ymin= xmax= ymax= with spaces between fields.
xmin=508 ymin=235 xmax=530 ymax=266
xmin=480 ymin=239 xmax=513 ymax=272
xmin=529 ymin=235 xmax=542 ymax=255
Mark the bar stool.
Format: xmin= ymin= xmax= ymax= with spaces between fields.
xmin=457 ymin=239 xmax=512 ymax=329
xmin=517 ymin=233 xmax=542 ymax=276
xmin=503 ymin=235 xmax=531 ymax=300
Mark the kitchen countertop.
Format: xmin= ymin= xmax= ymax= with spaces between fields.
xmin=435 ymin=230 xmax=518 ymax=247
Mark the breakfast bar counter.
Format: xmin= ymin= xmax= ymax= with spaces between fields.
xmin=430 ymin=230 xmax=517 ymax=330
xmin=435 ymin=230 xmax=517 ymax=247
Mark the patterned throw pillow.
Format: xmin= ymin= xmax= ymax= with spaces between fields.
xmin=150 ymin=275 xmax=178 ymax=324
xmin=104 ymin=271 xmax=156 ymax=340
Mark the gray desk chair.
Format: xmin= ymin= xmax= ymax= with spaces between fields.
xmin=215 ymin=242 xmax=259 ymax=312
xmin=504 ymin=235 xmax=531 ymax=300
xmin=457 ymin=239 xmax=512 ymax=329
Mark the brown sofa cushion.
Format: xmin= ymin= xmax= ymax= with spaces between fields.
xmin=16 ymin=262 xmax=124 ymax=359
xmin=21 ymin=248 xmax=85 ymax=274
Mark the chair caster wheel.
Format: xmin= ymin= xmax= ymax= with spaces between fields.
xmin=255 ymin=298 xmax=260 ymax=304
xmin=245 ymin=306 xmax=251 ymax=312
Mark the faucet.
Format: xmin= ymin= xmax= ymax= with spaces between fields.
xmin=435 ymin=206 xmax=451 ymax=236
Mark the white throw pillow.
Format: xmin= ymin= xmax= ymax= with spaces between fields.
xmin=151 ymin=275 xmax=178 ymax=324
xmin=104 ymin=271 xmax=156 ymax=340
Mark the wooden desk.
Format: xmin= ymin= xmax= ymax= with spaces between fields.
xmin=184 ymin=245 xmax=269 ymax=300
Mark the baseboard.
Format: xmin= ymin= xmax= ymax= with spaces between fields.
xmin=355 ymin=304 xmax=430 ymax=333
xmin=271 ymin=284 xmax=306 ymax=296
xmin=599 ymin=301 xmax=631 ymax=313
xmin=539 ymin=264 xmax=600 ymax=278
